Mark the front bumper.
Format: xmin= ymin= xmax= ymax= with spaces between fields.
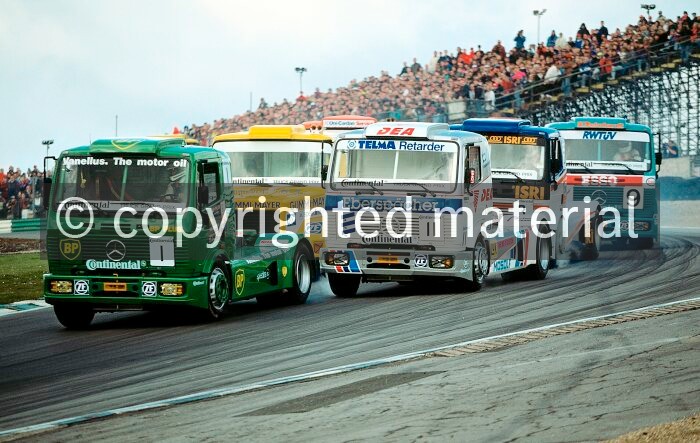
xmin=43 ymin=274 xmax=209 ymax=311
xmin=319 ymin=248 xmax=473 ymax=282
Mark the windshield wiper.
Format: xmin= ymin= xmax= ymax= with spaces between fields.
xmin=569 ymin=163 xmax=594 ymax=174
xmin=355 ymin=182 xmax=384 ymax=196
xmin=402 ymin=182 xmax=437 ymax=197
xmin=602 ymin=162 xmax=636 ymax=174
xmin=283 ymin=182 xmax=307 ymax=187
xmin=494 ymin=169 xmax=525 ymax=183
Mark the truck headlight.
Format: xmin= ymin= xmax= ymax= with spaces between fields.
xmin=50 ymin=280 xmax=73 ymax=294
xmin=325 ymin=252 xmax=349 ymax=266
xmin=160 ymin=283 xmax=184 ymax=296
xmin=430 ymin=256 xmax=454 ymax=269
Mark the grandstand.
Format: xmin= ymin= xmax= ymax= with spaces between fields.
xmin=183 ymin=11 xmax=698 ymax=154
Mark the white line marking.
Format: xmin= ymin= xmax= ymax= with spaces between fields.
xmin=1 ymin=296 xmax=699 ymax=438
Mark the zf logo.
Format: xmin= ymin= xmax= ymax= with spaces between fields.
xmin=414 ymin=254 xmax=428 ymax=268
xmin=74 ymin=280 xmax=89 ymax=295
xmin=142 ymin=281 xmax=157 ymax=297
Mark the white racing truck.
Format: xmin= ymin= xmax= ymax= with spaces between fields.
xmin=319 ymin=122 xmax=553 ymax=297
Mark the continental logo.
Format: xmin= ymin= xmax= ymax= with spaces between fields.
xmin=59 ymin=239 xmax=81 ymax=260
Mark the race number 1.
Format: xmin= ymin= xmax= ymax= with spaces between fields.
xmin=149 ymin=237 xmax=175 ymax=267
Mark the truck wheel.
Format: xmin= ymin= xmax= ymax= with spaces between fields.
xmin=283 ymin=245 xmax=314 ymax=305
xmin=54 ymin=304 xmax=94 ymax=329
xmin=580 ymin=216 xmax=601 ymax=260
xmin=205 ymin=264 xmax=230 ymax=320
xmin=328 ymin=273 xmax=360 ymax=298
xmin=631 ymin=237 xmax=654 ymax=250
xmin=463 ymin=236 xmax=489 ymax=292
xmin=525 ymin=232 xmax=551 ymax=280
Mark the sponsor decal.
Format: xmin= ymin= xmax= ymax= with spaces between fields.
xmin=106 ymin=240 xmax=126 ymax=262
xmin=581 ymin=175 xmax=618 ymax=185
xmin=493 ymin=259 xmax=511 ymax=272
xmin=376 ymin=126 xmax=415 ymax=136
xmin=575 ymin=121 xmax=624 ymax=129
xmin=74 ymin=280 xmax=90 ymax=295
xmin=307 ymin=222 xmax=323 ymax=234
xmin=353 ymin=140 xmax=445 ymax=151
xmin=235 ymin=269 xmax=245 ymax=296
xmin=59 ymin=239 xmax=81 ymax=260
xmin=281 ymin=266 xmax=288 ymax=278
xmin=86 ymin=259 xmax=146 ymax=271
xmin=514 ymin=185 xmax=546 ymax=200
xmin=363 ymin=235 xmax=414 ymax=244
xmin=330 ymin=196 xmax=459 ymax=213
xmin=582 ymin=131 xmax=617 ymax=140
xmin=414 ymin=254 xmax=428 ymax=268
xmin=142 ymin=281 xmax=157 ymax=297
xmin=486 ymin=135 xmax=539 ymax=145
xmin=256 ymin=270 xmax=270 ymax=282
xmin=192 ymin=280 xmax=205 ymax=287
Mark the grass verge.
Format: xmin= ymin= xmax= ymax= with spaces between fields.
xmin=0 ymin=252 xmax=47 ymax=304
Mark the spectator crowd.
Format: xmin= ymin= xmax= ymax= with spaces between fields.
xmin=185 ymin=12 xmax=700 ymax=144
xmin=0 ymin=166 xmax=44 ymax=220
xmin=184 ymin=10 xmax=699 ymax=146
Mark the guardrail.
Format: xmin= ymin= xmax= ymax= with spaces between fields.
xmin=0 ymin=218 xmax=43 ymax=234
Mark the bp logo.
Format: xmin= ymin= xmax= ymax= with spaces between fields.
xmin=235 ymin=269 xmax=245 ymax=296
xmin=414 ymin=254 xmax=428 ymax=268
xmin=142 ymin=281 xmax=157 ymax=297
xmin=59 ymin=239 xmax=81 ymax=260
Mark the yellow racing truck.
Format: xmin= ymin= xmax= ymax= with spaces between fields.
xmin=212 ymin=125 xmax=332 ymax=276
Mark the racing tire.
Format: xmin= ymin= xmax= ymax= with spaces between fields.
xmin=54 ymin=304 xmax=95 ymax=329
xmin=463 ymin=236 xmax=489 ymax=292
xmin=203 ymin=262 xmax=230 ymax=320
xmin=328 ymin=273 xmax=361 ymax=298
xmin=524 ymin=231 xmax=552 ymax=280
xmin=631 ymin=237 xmax=655 ymax=250
xmin=282 ymin=244 xmax=314 ymax=305
xmin=579 ymin=215 xmax=601 ymax=260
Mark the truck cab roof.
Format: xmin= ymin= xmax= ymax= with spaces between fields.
xmin=60 ymin=137 xmax=223 ymax=161
xmin=452 ymin=118 xmax=558 ymax=138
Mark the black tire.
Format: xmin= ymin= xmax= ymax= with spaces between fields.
xmin=204 ymin=262 xmax=230 ymax=320
xmin=328 ymin=273 xmax=361 ymax=298
xmin=282 ymin=244 xmax=314 ymax=305
xmin=631 ymin=237 xmax=655 ymax=250
xmin=524 ymin=231 xmax=552 ymax=280
xmin=579 ymin=215 xmax=601 ymax=260
xmin=54 ymin=304 xmax=94 ymax=329
xmin=463 ymin=236 xmax=489 ymax=292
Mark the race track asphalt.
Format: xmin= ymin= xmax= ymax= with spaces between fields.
xmin=0 ymin=228 xmax=698 ymax=431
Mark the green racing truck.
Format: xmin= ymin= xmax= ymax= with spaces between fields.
xmin=42 ymin=137 xmax=314 ymax=328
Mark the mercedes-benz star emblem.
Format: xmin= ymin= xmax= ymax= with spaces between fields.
xmin=590 ymin=190 xmax=607 ymax=205
xmin=106 ymin=240 xmax=126 ymax=262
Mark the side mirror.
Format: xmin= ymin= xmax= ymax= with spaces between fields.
xmin=42 ymin=178 xmax=52 ymax=210
xmin=198 ymin=185 xmax=209 ymax=208
xmin=321 ymin=165 xmax=328 ymax=181
xmin=551 ymin=158 xmax=562 ymax=175
xmin=655 ymin=152 xmax=662 ymax=166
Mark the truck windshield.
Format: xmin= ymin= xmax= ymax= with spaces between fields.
xmin=215 ymin=141 xmax=323 ymax=183
xmin=488 ymin=136 xmax=546 ymax=180
xmin=559 ymin=130 xmax=651 ymax=173
xmin=55 ymin=156 xmax=190 ymax=212
xmin=331 ymin=139 xmax=458 ymax=191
